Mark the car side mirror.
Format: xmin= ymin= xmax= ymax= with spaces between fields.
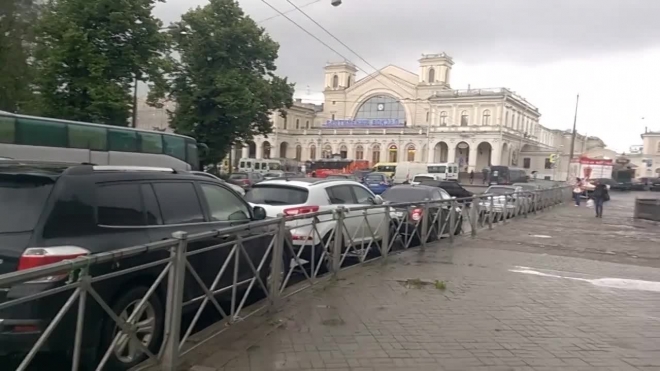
xmin=252 ymin=206 xmax=267 ymax=220
xmin=372 ymin=195 xmax=384 ymax=205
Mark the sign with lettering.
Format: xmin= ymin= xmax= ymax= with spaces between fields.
xmin=322 ymin=119 xmax=404 ymax=128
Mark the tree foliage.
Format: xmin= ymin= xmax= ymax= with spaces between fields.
xmin=32 ymin=0 xmax=170 ymax=125
xmin=0 ymin=0 xmax=39 ymax=113
xmin=168 ymin=0 xmax=294 ymax=164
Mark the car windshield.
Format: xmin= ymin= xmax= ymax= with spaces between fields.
xmin=245 ymin=185 xmax=309 ymax=205
xmin=382 ymin=187 xmax=430 ymax=202
xmin=229 ymin=173 xmax=248 ymax=180
xmin=0 ymin=174 xmax=54 ymax=233
xmin=376 ymin=165 xmax=396 ymax=172
xmin=486 ymin=186 xmax=515 ymax=195
xmin=413 ymin=176 xmax=434 ymax=182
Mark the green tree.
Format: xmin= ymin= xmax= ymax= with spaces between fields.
xmin=0 ymin=0 xmax=39 ymax=113
xmin=168 ymin=0 xmax=294 ymax=165
xmin=32 ymin=0 xmax=170 ymax=125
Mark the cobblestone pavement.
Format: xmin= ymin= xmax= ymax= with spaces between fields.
xmin=184 ymin=191 xmax=660 ymax=371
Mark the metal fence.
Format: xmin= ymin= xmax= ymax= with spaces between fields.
xmin=633 ymin=197 xmax=660 ymax=222
xmin=0 ymin=186 xmax=571 ymax=371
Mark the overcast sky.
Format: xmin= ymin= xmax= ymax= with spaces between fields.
xmin=154 ymin=0 xmax=660 ymax=152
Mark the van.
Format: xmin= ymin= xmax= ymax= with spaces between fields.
xmin=372 ymin=162 xmax=397 ymax=178
xmin=393 ymin=162 xmax=428 ymax=184
xmin=427 ymin=162 xmax=459 ymax=181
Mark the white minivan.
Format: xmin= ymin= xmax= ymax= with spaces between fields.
xmin=427 ymin=162 xmax=459 ymax=181
xmin=393 ymin=162 xmax=428 ymax=184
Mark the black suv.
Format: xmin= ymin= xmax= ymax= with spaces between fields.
xmin=0 ymin=162 xmax=275 ymax=369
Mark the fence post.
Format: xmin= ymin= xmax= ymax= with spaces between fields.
xmin=449 ymin=199 xmax=456 ymax=244
xmin=470 ymin=198 xmax=477 ymax=237
xmin=533 ymin=192 xmax=538 ymax=214
xmin=381 ymin=205 xmax=390 ymax=264
xmin=421 ymin=199 xmax=430 ymax=249
xmin=332 ymin=207 xmax=344 ymax=279
xmin=269 ymin=215 xmax=285 ymax=311
xmin=161 ymin=232 xmax=188 ymax=371
xmin=488 ymin=195 xmax=494 ymax=230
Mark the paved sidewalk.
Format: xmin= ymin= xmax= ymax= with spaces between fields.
xmin=184 ymin=192 xmax=660 ymax=371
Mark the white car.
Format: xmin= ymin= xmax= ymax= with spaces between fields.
xmin=479 ymin=185 xmax=524 ymax=212
xmin=244 ymin=178 xmax=388 ymax=250
xmin=190 ymin=171 xmax=246 ymax=196
xmin=410 ymin=173 xmax=444 ymax=185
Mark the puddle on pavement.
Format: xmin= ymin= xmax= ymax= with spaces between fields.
xmin=510 ymin=266 xmax=660 ymax=293
xmin=321 ymin=318 xmax=345 ymax=326
xmin=396 ymin=278 xmax=446 ymax=290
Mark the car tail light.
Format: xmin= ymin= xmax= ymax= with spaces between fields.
xmin=241 ymin=179 xmax=251 ymax=184
xmin=18 ymin=246 xmax=90 ymax=282
xmin=410 ymin=208 xmax=423 ymax=221
xmin=284 ymin=205 xmax=320 ymax=216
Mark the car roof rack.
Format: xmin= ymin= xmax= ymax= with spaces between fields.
xmin=92 ymin=165 xmax=178 ymax=173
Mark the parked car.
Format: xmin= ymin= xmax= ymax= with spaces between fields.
xmin=326 ymin=174 xmax=360 ymax=181
xmin=245 ymin=178 xmax=388 ymax=270
xmin=381 ymin=185 xmax=462 ymax=246
xmin=0 ymin=162 xmax=277 ymax=370
xmin=362 ymin=172 xmax=392 ymax=195
xmin=352 ymin=169 xmax=372 ymax=183
xmin=190 ymin=170 xmax=246 ymax=195
xmin=418 ymin=179 xmax=474 ymax=204
xmin=479 ymin=185 xmax=524 ymax=215
xmin=229 ymin=171 xmax=263 ymax=189
xmin=409 ymin=173 xmax=444 ymax=185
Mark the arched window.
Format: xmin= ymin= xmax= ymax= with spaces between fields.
xmin=372 ymin=145 xmax=381 ymax=164
xmin=295 ymin=145 xmax=302 ymax=161
xmin=323 ymin=144 xmax=332 ymax=159
xmin=355 ymin=95 xmax=406 ymax=124
xmin=332 ymin=75 xmax=339 ymax=89
xmin=305 ymin=120 xmax=310 ymax=129
xmin=406 ymin=144 xmax=416 ymax=161
xmin=309 ymin=145 xmax=316 ymax=160
xmin=388 ymin=144 xmax=398 ymax=162
xmin=428 ymin=68 xmax=435 ymax=83
xmin=295 ymin=119 xmax=299 ymax=129
xmin=355 ymin=145 xmax=364 ymax=160
xmin=439 ymin=111 xmax=447 ymax=126
xmin=482 ymin=110 xmax=491 ymax=126
xmin=460 ymin=111 xmax=469 ymax=126
xmin=339 ymin=145 xmax=348 ymax=159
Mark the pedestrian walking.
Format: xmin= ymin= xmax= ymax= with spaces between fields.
xmin=572 ymin=177 xmax=584 ymax=206
xmin=591 ymin=180 xmax=609 ymax=218
xmin=469 ymin=170 xmax=475 ymax=184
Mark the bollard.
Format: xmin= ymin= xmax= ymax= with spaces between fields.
xmin=161 ymin=232 xmax=188 ymax=371
xmin=381 ymin=205 xmax=390 ymax=263
xmin=449 ymin=199 xmax=456 ymax=244
xmin=470 ymin=198 xmax=478 ymax=237
xmin=421 ymin=199 xmax=430 ymax=249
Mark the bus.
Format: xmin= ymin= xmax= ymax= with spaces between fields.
xmin=237 ymin=158 xmax=284 ymax=174
xmin=306 ymin=158 xmax=369 ymax=178
xmin=488 ymin=166 xmax=528 ymax=185
xmin=0 ymin=111 xmax=202 ymax=170
xmin=372 ymin=162 xmax=397 ymax=178
xmin=427 ymin=162 xmax=459 ymax=181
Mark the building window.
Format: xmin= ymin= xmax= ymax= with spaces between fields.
xmin=657 ymin=142 xmax=660 ymax=153
xmin=544 ymin=158 xmax=552 ymax=169
xmin=305 ymin=120 xmax=310 ymax=129
xmin=523 ymin=157 xmax=531 ymax=169
xmin=295 ymin=145 xmax=302 ymax=160
xmin=428 ymin=68 xmax=435 ymax=83
xmin=460 ymin=111 xmax=469 ymax=126
xmin=406 ymin=145 xmax=416 ymax=161
xmin=323 ymin=144 xmax=332 ymax=158
xmin=372 ymin=145 xmax=381 ymax=163
xmin=283 ymin=117 xmax=287 ymax=129
xmin=340 ymin=145 xmax=348 ymax=159
xmin=425 ymin=111 xmax=430 ymax=122
xmin=295 ymin=119 xmax=299 ymax=129
xmin=388 ymin=144 xmax=398 ymax=162
xmin=482 ymin=110 xmax=491 ymax=126
xmin=347 ymin=76 xmax=351 ymax=87
xmin=354 ymin=95 xmax=406 ymax=124
xmin=355 ymin=145 xmax=364 ymax=160
xmin=440 ymin=111 xmax=447 ymax=126
xmin=309 ymin=145 xmax=316 ymax=160
xmin=505 ymin=111 xmax=509 ymax=127
xmin=332 ymin=101 xmax=336 ymax=105
xmin=511 ymin=113 xmax=515 ymax=129
xmin=332 ymin=75 xmax=339 ymax=88
xmin=331 ymin=114 xmax=335 ymax=120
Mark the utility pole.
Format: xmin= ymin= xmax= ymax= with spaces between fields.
xmin=567 ymin=94 xmax=580 ymax=171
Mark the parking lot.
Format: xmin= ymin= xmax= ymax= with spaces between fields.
xmin=181 ymin=191 xmax=660 ymax=371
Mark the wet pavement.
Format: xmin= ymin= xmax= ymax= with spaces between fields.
xmin=182 ymin=191 xmax=660 ymax=371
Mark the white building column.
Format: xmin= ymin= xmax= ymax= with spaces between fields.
xmin=256 ymin=141 xmax=263 ymax=159
xmin=468 ymin=146 xmax=479 ymax=172
xmin=447 ymin=145 xmax=456 ymax=163
xmin=490 ymin=143 xmax=501 ymax=166
xmin=241 ymin=146 xmax=249 ymax=159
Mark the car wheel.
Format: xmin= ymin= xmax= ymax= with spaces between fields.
xmin=99 ymin=286 xmax=164 ymax=371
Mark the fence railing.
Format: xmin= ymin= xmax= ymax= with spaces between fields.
xmin=0 ymin=186 xmax=572 ymax=371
